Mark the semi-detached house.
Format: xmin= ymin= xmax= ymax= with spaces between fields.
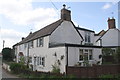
xmin=13 ymin=5 xmax=102 ymax=73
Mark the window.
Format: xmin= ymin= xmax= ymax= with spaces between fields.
xmin=24 ymin=43 xmax=27 ymax=49
xmin=79 ymin=49 xmax=93 ymax=61
xmin=41 ymin=57 xmax=45 ymax=66
xmin=84 ymin=49 xmax=88 ymax=60
xmin=37 ymin=38 xmax=43 ymax=47
xmin=89 ymin=50 xmax=93 ymax=60
xmin=37 ymin=56 xmax=45 ymax=67
xmin=29 ymin=57 xmax=32 ymax=63
xmin=85 ymin=32 xmax=91 ymax=43
xmin=29 ymin=41 xmax=34 ymax=48
xmin=79 ymin=49 xmax=83 ymax=61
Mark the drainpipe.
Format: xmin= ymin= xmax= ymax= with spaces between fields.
xmin=65 ymin=45 xmax=68 ymax=75
xmin=27 ymin=43 xmax=29 ymax=68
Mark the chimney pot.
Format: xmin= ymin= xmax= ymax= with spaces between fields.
xmin=63 ymin=4 xmax=66 ymax=9
xmin=22 ymin=37 xmax=24 ymax=40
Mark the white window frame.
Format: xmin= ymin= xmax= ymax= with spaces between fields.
xmin=85 ymin=32 xmax=91 ymax=43
xmin=37 ymin=56 xmax=45 ymax=67
xmin=29 ymin=57 xmax=32 ymax=63
xmin=36 ymin=38 xmax=43 ymax=47
xmin=79 ymin=49 xmax=93 ymax=61
xmin=29 ymin=41 xmax=34 ymax=48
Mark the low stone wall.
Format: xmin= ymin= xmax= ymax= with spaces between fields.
xmin=2 ymin=63 xmax=11 ymax=72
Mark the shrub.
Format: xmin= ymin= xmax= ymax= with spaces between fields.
xmin=51 ymin=65 xmax=60 ymax=73
xmin=10 ymin=63 xmax=27 ymax=74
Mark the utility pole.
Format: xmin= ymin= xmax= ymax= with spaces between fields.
xmin=3 ymin=40 xmax=5 ymax=49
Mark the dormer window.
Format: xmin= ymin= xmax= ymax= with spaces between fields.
xmin=37 ymin=37 xmax=43 ymax=47
xmin=85 ymin=32 xmax=91 ymax=43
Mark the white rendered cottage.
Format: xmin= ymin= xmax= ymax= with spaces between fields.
xmin=96 ymin=17 xmax=120 ymax=50
xmin=13 ymin=5 xmax=102 ymax=73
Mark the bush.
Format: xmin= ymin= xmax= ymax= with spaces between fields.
xmin=10 ymin=63 xmax=27 ymax=74
xmin=51 ymin=65 xmax=60 ymax=73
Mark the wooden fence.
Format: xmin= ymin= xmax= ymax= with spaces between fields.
xmin=67 ymin=64 xmax=120 ymax=78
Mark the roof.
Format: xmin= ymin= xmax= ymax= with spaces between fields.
xmin=96 ymin=28 xmax=120 ymax=42
xmin=14 ymin=19 xmax=86 ymax=46
xmin=76 ymin=27 xmax=95 ymax=33
xmin=95 ymin=30 xmax=106 ymax=36
xmin=18 ymin=19 xmax=63 ymax=45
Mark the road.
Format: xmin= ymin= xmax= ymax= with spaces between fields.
xmin=2 ymin=68 xmax=19 ymax=78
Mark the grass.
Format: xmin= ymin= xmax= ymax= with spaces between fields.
xmin=99 ymin=74 xmax=120 ymax=78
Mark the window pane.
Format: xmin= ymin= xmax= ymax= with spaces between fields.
xmin=39 ymin=57 xmax=41 ymax=65
xmin=89 ymin=50 xmax=93 ymax=60
xmin=79 ymin=49 xmax=83 ymax=61
xmin=37 ymin=57 xmax=39 ymax=65
xmin=85 ymin=49 xmax=88 ymax=52
xmin=84 ymin=53 xmax=88 ymax=60
xmin=88 ymin=35 xmax=90 ymax=43
xmin=42 ymin=57 xmax=45 ymax=66
xmin=29 ymin=57 xmax=32 ymax=63
xmin=85 ymin=33 xmax=87 ymax=42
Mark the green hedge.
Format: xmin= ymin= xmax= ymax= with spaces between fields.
xmin=10 ymin=63 xmax=27 ymax=74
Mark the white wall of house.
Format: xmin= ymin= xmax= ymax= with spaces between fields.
xmin=49 ymin=21 xmax=83 ymax=45
xmin=68 ymin=47 xmax=102 ymax=66
xmin=28 ymin=36 xmax=66 ymax=73
xmin=101 ymin=29 xmax=119 ymax=46
xmin=77 ymin=30 xmax=94 ymax=45
xmin=15 ymin=43 xmax=28 ymax=63
xmin=118 ymin=30 xmax=120 ymax=46
xmin=94 ymin=36 xmax=101 ymax=46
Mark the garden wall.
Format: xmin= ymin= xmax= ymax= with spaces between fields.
xmin=67 ymin=64 xmax=120 ymax=78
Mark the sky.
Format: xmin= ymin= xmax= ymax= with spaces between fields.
xmin=0 ymin=0 xmax=119 ymax=52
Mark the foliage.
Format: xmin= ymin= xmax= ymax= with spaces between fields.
xmin=19 ymin=56 xmax=25 ymax=64
xmin=99 ymin=74 xmax=114 ymax=78
xmin=10 ymin=62 xmax=27 ymax=74
xmin=99 ymin=74 xmax=120 ymax=78
xmin=83 ymin=55 xmax=90 ymax=67
xmin=114 ymin=47 xmax=120 ymax=63
xmin=102 ymin=48 xmax=115 ymax=56
xmin=102 ymin=47 xmax=120 ymax=64
xmin=2 ymin=48 xmax=15 ymax=61
xmin=51 ymin=64 xmax=60 ymax=73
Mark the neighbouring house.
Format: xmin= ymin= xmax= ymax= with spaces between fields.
xmin=96 ymin=17 xmax=120 ymax=51
xmin=13 ymin=5 xmax=102 ymax=73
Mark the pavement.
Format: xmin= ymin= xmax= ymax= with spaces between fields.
xmin=2 ymin=68 xmax=19 ymax=78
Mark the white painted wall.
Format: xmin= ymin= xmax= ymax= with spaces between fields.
xmin=29 ymin=36 xmax=66 ymax=73
xmin=68 ymin=47 xmax=102 ymax=66
xmin=77 ymin=30 xmax=94 ymax=45
xmin=118 ymin=29 xmax=120 ymax=46
xmin=15 ymin=43 xmax=28 ymax=63
xmin=101 ymin=29 xmax=119 ymax=46
xmin=94 ymin=36 xmax=101 ymax=46
xmin=49 ymin=21 xmax=83 ymax=45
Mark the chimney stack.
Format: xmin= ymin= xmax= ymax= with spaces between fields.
xmin=61 ymin=4 xmax=71 ymax=21
xmin=107 ymin=17 xmax=116 ymax=29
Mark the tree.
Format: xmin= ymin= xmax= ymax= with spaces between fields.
xmin=115 ymin=47 xmax=120 ymax=63
xmin=102 ymin=48 xmax=115 ymax=64
xmin=2 ymin=48 xmax=15 ymax=61
xmin=102 ymin=48 xmax=115 ymax=56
